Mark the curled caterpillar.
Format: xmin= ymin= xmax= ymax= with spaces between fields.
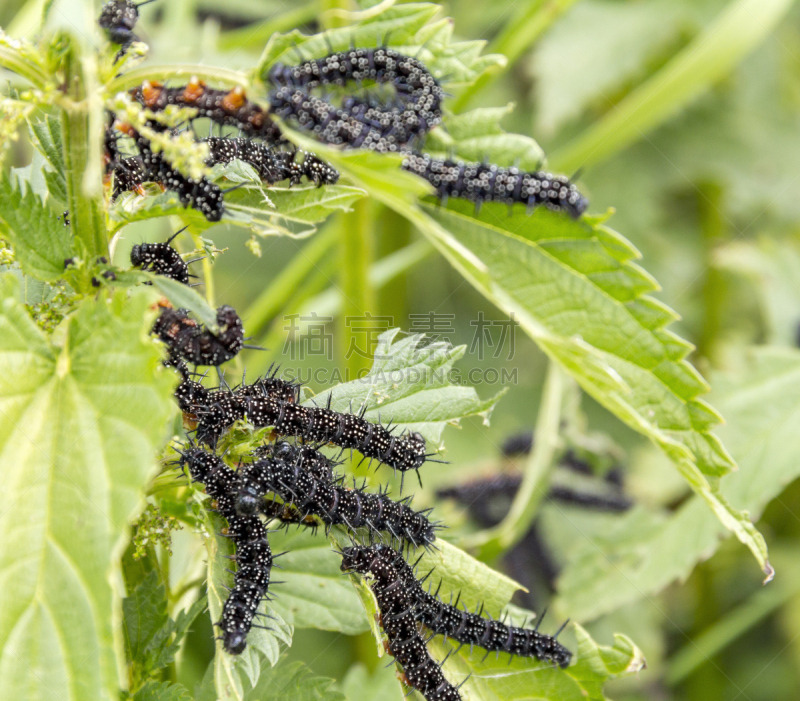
xmin=402 ymin=153 xmax=588 ymax=219
xmin=153 ymin=305 xmax=244 ymax=366
xmin=177 ymin=446 xmax=274 ymax=655
xmin=131 ymin=79 xmax=284 ymax=142
xmin=340 ymin=545 xmax=461 ymax=701
xmin=130 ymin=229 xmax=200 ymax=284
xmin=347 ymin=544 xmax=572 ymax=667
xmin=269 ymin=47 xmax=444 ymax=151
xmin=233 ymin=453 xmax=437 ymax=548
xmin=203 ymin=137 xmax=339 ymax=186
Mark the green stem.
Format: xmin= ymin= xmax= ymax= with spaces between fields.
xmin=218 ymin=3 xmax=319 ymax=51
xmin=666 ymin=573 xmax=800 ymax=685
xmin=61 ymin=105 xmax=107 ymax=273
xmin=243 ymin=224 xmax=339 ymax=337
xmin=320 ymin=0 xmax=354 ymax=30
xmin=338 ymin=199 xmax=375 ymax=379
xmin=0 ymin=45 xmax=48 ymax=88
xmin=551 ymin=0 xmax=794 ymax=174
xmin=464 ymin=361 xmax=564 ymax=560
xmin=106 ymin=64 xmax=249 ymax=93
xmin=697 ymin=182 xmax=726 ymax=364
xmin=452 ymin=0 xmax=578 ymax=112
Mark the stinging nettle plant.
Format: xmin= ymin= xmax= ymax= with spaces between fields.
xmin=0 ymin=1 xmax=784 ymax=700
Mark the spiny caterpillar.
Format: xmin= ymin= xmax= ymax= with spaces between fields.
xmin=402 ymin=153 xmax=588 ymax=219
xmin=233 ymin=452 xmax=438 ymax=548
xmin=348 ymin=545 xmax=573 ymax=667
xmin=340 ymin=544 xmax=462 ymax=701
xmin=153 ymin=305 xmax=244 ymax=366
xmin=176 ymin=446 xmax=274 ymax=655
xmin=129 ymin=228 xmax=201 ymax=284
xmin=98 ymin=0 xmax=157 ymax=54
xmin=190 ymin=384 xmax=432 ymax=475
xmin=131 ymin=79 xmax=284 ymax=142
xmin=203 ymin=137 xmax=340 ymax=186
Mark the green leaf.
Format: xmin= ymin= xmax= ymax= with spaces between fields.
xmin=555 ymin=346 xmax=800 ymax=620
xmin=242 ymin=659 xmax=345 ymax=701
xmin=123 ymin=570 xmax=206 ymax=683
xmin=29 ymin=115 xmax=67 ymax=203
xmin=309 ymin=329 xmax=505 ymax=446
xmin=204 ymin=509 xmax=293 ymax=701
xmin=427 ymin=624 xmax=644 ymax=701
xmin=0 ymin=278 xmax=177 ymax=701
xmin=0 ymin=175 xmax=74 ymax=281
xmin=411 ymin=201 xmax=769 ymax=572
xmin=133 ymin=681 xmax=193 ymax=701
xmin=424 ymin=105 xmax=545 ymax=170
xmin=266 ymin=530 xmax=368 ymax=635
xmin=341 ymin=663 xmax=403 ymax=701
xmin=255 ymin=3 xmax=504 ymax=88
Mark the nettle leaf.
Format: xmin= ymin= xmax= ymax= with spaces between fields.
xmin=132 ymin=681 xmax=193 ymax=701
xmin=223 ymin=180 xmax=365 ymax=238
xmin=123 ymin=570 xmax=206 ymax=682
xmin=428 ymin=625 xmax=644 ymax=701
xmin=0 ymin=174 xmax=74 ymax=280
xmin=424 ymin=105 xmax=545 ymax=170
xmin=242 ymin=660 xmax=345 ymax=701
xmin=555 ymin=346 xmax=800 ymax=621
xmin=0 ymin=279 xmax=176 ymax=701
xmin=267 ymin=529 xmax=368 ymax=635
xmin=308 ymin=329 xmax=504 ymax=447
xmin=255 ymin=2 xmax=503 ymax=88
xmin=29 ymin=115 xmax=67 ymax=204
xmin=204 ymin=509 xmax=293 ymax=701
xmin=416 ymin=202 xmax=768 ymax=571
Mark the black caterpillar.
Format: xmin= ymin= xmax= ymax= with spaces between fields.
xmin=191 ymin=387 xmax=431 ymax=475
xmin=153 ymin=305 xmax=244 ymax=366
xmin=130 ymin=229 xmax=201 ymax=284
xmin=233 ymin=452 xmax=438 ymax=548
xmin=132 ymin=80 xmax=284 ymax=142
xmin=268 ymin=47 xmax=445 ymax=152
xmin=203 ymin=137 xmax=339 ymax=186
xmin=177 ymin=446 xmax=273 ymax=655
xmin=254 ymin=440 xmax=337 ymax=482
xmin=98 ymin=0 xmax=156 ymax=54
xmin=436 ymin=473 xmax=633 ymax=514
xmin=133 ymin=129 xmax=226 ymax=222
xmin=349 ymin=545 xmax=572 ymax=667
xmin=402 ymin=153 xmax=587 ymax=218
xmin=340 ymin=545 xmax=462 ymax=701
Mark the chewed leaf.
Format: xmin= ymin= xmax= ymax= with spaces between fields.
xmin=308 ymin=329 xmax=504 ymax=445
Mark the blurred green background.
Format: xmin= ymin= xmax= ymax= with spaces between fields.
xmin=72 ymin=0 xmax=800 ymax=698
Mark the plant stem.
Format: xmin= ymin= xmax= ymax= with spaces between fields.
xmin=697 ymin=182 xmax=726 ymax=364
xmin=218 ymin=3 xmax=319 ymax=51
xmin=464 ymin=360 xmax=564 ymax=560
xmin=338 ymin=199 xmax=376 ymax=379
xmin=106 ymin=65 xmax=249 ymax=93
xmin=243 ymin=224 xmax=338 ymax=337
xmin=550 ymin=0 xmax=793 ymax=174
xmin=61 ymin=104 xmax=106 ymax=278
xmin=452 ymin=0 xmax=578 ymax=112
xmin=320 ymin=0 xmax=354 ymax=30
